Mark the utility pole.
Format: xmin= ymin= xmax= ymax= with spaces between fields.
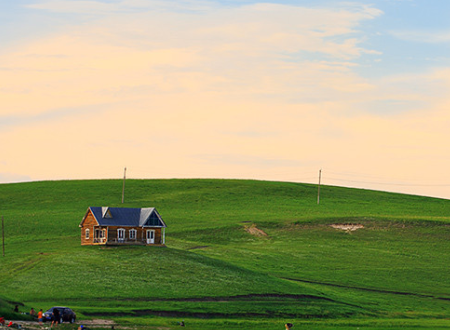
xmin=2 ymin=216 xmax=5 ymax=257
xmin=317 ymin=169 xmax=322 ymax=205
xmin=122 ymin=167 xmax=127 ymax=204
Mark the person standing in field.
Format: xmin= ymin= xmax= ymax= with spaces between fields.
xmin=30 ymin=308 xmax=36 ymax=317
xmin=51 ymin=308 xmax=60 ymax=328
xmin=38 ymin=309 xmax=43 ymax=326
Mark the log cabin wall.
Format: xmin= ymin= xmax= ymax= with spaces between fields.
xmin=106 ymin=226 xmax=136 ymax=242
xmin=80 ymin=211 xmax=98 ymax=245
xmin=153 ymin=228 xmax=162 ymax=244
xmin=142 ymin=228 xmax=162 ymax=244
xmin=106 ymin=226 xmax=162 ymax=244
xmin=107 ymin=226 xmax=118 ymax=242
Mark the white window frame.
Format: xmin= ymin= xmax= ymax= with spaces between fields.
xmin=129 ymin=229 xmax=137 ymax=240
xmin=117 ymin=228 xmax=125 ymax=241
xmin=85 ymin=229 xmax=90 ymax=239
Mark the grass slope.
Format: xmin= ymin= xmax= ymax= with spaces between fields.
xmin=0 ymin=179 xmax=449 ymax=329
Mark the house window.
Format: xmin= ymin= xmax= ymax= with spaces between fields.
xmin=129 ymin=229 xmax=137 ymax=240
xmin=85 ymin=229 xmax=90 ymax=239
xmin=117 ymin=228 xmax=125 ymax=242
xmin=102 ymin=208 xmax=112 ymax=219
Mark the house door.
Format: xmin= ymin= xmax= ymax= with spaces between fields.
xmin=146 ymin=230 xmax=155 ymax=244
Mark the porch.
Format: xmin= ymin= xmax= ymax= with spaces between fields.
xmin=93 ymin=238 xmax=165 ymax=245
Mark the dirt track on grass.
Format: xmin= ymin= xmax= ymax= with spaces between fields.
xmin=81 ymin=293 xmax=360 ymax=319
xmin=284 ymin=277 xmax=450 ymax=302
xmin=5 ymin=319 xmax=116 ymax=330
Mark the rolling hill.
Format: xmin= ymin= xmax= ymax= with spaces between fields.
xmin=0 ymin=179 xmax=449 ymax=330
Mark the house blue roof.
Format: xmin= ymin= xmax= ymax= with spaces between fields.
xmin=87 ymin=207 xmax=167 ymax=227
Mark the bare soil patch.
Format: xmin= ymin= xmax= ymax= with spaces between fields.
xmin=82 ymin=319 xmax=116 ymax=326
xmin=9 ymin=319 xmax=118 ymax=330
xmin=244 ymin=224 xmax=268 ymax=237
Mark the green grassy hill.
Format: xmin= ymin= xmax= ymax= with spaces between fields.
xmin=0 ymin=179 xmax=449 ymax=330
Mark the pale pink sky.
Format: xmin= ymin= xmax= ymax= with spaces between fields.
xmin=1 ymin=1 xmax=450 ymax=199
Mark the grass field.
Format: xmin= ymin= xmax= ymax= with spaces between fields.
xmin=0 ymin=179 xmax=449 ymax=329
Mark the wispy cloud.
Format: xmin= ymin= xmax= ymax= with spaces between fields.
xmin=0 ymin=105 xmax=111 ymax=131
xmin=0 ymin=172 xmax=32 ymax=183
xmin=25 ymin=0 xmax=218 ymax=13
xmin=390 ymin=30 xmax=450 ymax=43
xmin=225 ymin=131 xmax=280 ymax=138
xmin=2 ymin=1 xmax=450 ymax=198
xmin=2 ymin=1 xmax=383 ymax=119
xmin=197 ymin=154 xmax=304 ymax=168
xmin=25 ymin=0 xmax=120 ymax=13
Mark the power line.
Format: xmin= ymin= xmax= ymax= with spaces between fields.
xmin=326 ymin=177 xmax=450 ymax=187
xmin=120 ymin=167 xmax=450 ymax=189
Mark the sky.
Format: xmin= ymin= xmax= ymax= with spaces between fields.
xmin=1 ymin=0 xmax=450 ymax=199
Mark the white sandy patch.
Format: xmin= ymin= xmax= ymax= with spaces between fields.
xmin=330 ymin=224 xmax=364 ymax=231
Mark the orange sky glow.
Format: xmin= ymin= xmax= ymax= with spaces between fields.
xmin=1 ymin=1 xmax=450 ymax=199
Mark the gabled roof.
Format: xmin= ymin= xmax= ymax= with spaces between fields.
xmin=82 ymin=207 xmax=167 ymax=228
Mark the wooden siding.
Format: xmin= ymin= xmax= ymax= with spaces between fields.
xmin=80 ymin=210 xmax=99 ymax=246
xmin=153 ymin=228 xmax=163 ymax=245
xmin=81 ymin=223 xmax=163 ymax=245
xmin=107 ymin=226 xmax=163 ymax=245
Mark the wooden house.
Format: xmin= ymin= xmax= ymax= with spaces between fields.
xmin=79 ymin=207 xmax=167 ymax=246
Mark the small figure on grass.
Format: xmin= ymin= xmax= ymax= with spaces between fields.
xmin=51 ymin=309 xmax=60 ymax=328
xmin=285 ymin=322 xmax=293 ymax=330
xmin=7 ymin=321 xmax=21 ymax=329
xmin=38 ymin=309 xmax=43 ymax=326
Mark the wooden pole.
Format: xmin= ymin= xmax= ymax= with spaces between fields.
xmin=2 ymin=216 xmax=5 ymax=257
xmin=122 ymin=167 xmax=127 ymax=204
xmin=317 ymin=169 xmax=322 ymax=205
